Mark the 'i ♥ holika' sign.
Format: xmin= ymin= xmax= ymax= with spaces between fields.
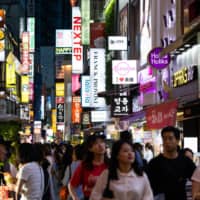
xmin=112 ymin=60 xmax=137 ymax=84
xmin=148 ymin=47 xmax=171 ymax=70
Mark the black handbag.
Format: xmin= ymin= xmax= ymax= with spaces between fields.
xmin=102 ymin=172 xmax=114 ymax=199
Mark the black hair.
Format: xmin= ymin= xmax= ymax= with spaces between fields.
xmin=180 ymin=148 xmax=194 ymax=157
xmin=74 ymin=144 xmax=83 ymax=160
xmin=83 ymin=135 xmax=109 ymax=170
xmin=119 ymin=130 xmax=132 ymax=142
xmin=161 ymin=126 xmax=180 ymax=140
xmin=17 ymin=143 xmax=36 ymax=164
xmin=108 ymin=139 xmax=143 ymax=181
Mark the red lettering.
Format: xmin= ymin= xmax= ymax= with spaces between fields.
xmin=74 ymin=54 xmax=82 ymax=60
xmin=73 ymin=32 xmax=80 ymax=39
xmin=74 ymin=48 xmax=82 ymax=53
xmin=73 ymin=25 xmax=81 ymax=31
xmin=73 ymin=17 xmax=81 ymax=24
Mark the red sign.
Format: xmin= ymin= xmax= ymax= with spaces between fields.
xmin=146 ymin=100 xmax=178 ymax=129
xmin=72 ymin=96 xmax=82 ymax=123
xmin=90 ymin=23 xmax=105 ymax=48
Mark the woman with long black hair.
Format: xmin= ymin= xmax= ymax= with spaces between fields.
xmin=68 ymin=132 xmax=109 ymax=200
xmin=90 ymin=139 xmax=153 ymax=200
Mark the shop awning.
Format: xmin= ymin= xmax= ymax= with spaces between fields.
xmin=160 ymin=19 xmax=200 ymax=57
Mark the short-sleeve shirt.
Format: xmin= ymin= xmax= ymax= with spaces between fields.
xmin=191 ymin=165 xmax=200 ymax=183
xmin=146 ymin=154 xmax=196 ymax=200
xmin=17 ymin=162 xmax=44 ymax=200
xmin=70 ymin=161 xmax=107 ymax=198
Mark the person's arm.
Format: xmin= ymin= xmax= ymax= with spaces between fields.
xmin=15 ymin=178 xmax=26 ymax=200
xmin=192 ymin=166 xmax=200 ymax=200
xmin=68 ymin=162 xmax=82 ymax=200
xmin=192 ymin=180 xmax=200 ymax=200
xmin=68 ymin=182 xmax=80 ymax=200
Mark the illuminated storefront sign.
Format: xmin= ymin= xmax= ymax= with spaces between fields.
xmin=81 ymin=0 xmax=90 ymax=45
xmin=56 ymin=29 xmax=72 ymax=47
xmin=72 ymin=7 xmax=83 ymax=74
xmin=56 ymin=97 xmax=64 ymax=123
xmin=138 ymin=66 xmax=156 ymax=94
xmin=6 ymin=63 xmax=16 ymax=87
xmin=56 ymin=82 xmax=64 ymax=97
xmin=81 ymin=76 xmax=91 ymax=107
xmin=72 ymin=74 xmax=80 ymax=93
xmin=55 ymin=47 xmax=72 ymax=55
xmin=111 ymin=96 xmax=132 ymax=117
xmin=91 ymin=110 xmax=110 ymax=122
xmin=90 ymin=23 xmax=105 ymax=48
xmin=90 ymin=48 xmax=106 ymax=107
xmin=112 ymin=60 xmax=137 ymax=85
xmin=173 ymin=65 xmax=197 ymax=88
xmin=21 ymin=32 xmax=30 ymax=74
xmin=148 ymin=47 xmax=170 ymax=70
xmin=52 ymin=109 xmax=57 ymax=133
xmin=72 ymin=96 xmax=82 ymax=123
xmin=21 ymin=75 xmax=29 ymax=103
xmin=108 ymin=36 xmax=127 ymax=50
xmin=27 ymin=17 xmax=35 ymax=52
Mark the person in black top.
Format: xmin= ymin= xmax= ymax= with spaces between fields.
xmin=146 ymin=126 xmax=196 ymax=200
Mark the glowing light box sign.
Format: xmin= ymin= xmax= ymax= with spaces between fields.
xmin=112 ymin=60 xmax=137 ymax=84
xmin=56 ymin=29 xmax=72 ymax=48
xmin=138 ymin=66 xmax=156 ymax=94
xmin=72 ymin=7 xmax=83 ymax=74
xmin=90 ymin=48 xmax=106 ymax=107
xmin=148 ymin=47 xmax=170 ymax=70
xmin=81 ymin=76 xmax=91 ymax=107
xmin=81 ymin=0 xmax=90 ymax=45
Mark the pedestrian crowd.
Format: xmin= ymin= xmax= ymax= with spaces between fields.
xmin=0 ymin=126 xmax=200 ymax=200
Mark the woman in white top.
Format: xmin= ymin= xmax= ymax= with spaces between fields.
xmin=90 ymin=139 xmax=153 ymax=200
xmin=15 ymin=143 xmax=44 ymax=200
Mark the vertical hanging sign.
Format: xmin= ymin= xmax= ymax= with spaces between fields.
xmin=81 ymin=0 xmax=90 ymax=45
xmin=72 ymin=7 xmax=83 ymax=74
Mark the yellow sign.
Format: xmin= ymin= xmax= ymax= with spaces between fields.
xmin=56 ymin=82 xmax=64 ymax=97
xmin=21 ymin=75 xmax=29 ymax=103
xmin=173 ymin=66 xmax=197 ymax=88
xmin=52 ymin=109 xmax=57 ymax=133
xmin=6 ymin=63 xmax=16 ymax=87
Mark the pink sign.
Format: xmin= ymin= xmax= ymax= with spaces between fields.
xmin=72 ymin=74 xmax=80 ymax=93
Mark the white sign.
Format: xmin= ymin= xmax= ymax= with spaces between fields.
xmin=184 ymin=137 xmax=198 ymax=153
xmin=81 ymin=76 xmax=91 ymax=107
xmin=108 ymin=36 xmax=127 ymax=50
xmin=91 ymin=111 xmax=111 ymax=122
xmin=90 ymin=48 xmax=106 ymax=107
xmin=72 ymin=7 xmax=83 ymax=74
xmin=112 ymin=60 xmax=137 ymax=84
xmin=56 ymin=29 xmax=72 ymax=48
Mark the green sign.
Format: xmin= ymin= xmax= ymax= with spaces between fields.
xmin=81 ymin=0 xmax=90 ymax=45
xmin=55 ymin=47 xmax=72 ymax=55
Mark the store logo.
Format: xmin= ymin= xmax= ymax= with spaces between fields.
xmin=148 ymin=47 xmax=170 ymax=70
